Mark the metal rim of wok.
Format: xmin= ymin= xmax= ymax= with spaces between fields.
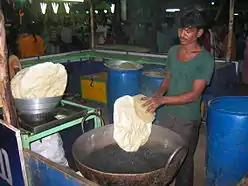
xmin=72 ymin=124 xmax=188 ymax=180
xmin=104 ymin=60 xmax=143 ymax=71
xmin=73 ymin=145 xmax=186 ymax=176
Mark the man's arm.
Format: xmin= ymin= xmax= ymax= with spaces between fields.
xmin=162 ymin=79 xmax=206 ymax=105
xmin=154 ymin=72 xmax=171 ymax=97
xmin=142 ymin=79 xmax=207 ymax=112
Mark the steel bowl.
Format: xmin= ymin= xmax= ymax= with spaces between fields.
xmin=18 ymin=109 xmax=59 ymax=124
xmin=15 ymin=96 xmax=62 ymax=112
xmin=15 ymin=96 xmax=62 ymax=124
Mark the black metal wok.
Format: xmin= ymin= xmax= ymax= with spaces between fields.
xmin=72 ymin=125 xmax=188 ymax=186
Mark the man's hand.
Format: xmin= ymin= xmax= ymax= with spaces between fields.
xmin=141 ymin=79 xmax=207 ymax=113
xmin=141 ymin=96 xmax=165 ymax=113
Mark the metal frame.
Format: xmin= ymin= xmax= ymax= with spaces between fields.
xmin=20 ymin=49 xmax=239 ymax=67
xmin=20 ymin=100 xmax=102 ymax=149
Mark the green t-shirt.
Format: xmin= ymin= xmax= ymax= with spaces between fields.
xmin=163 ymin=45 xmax=215 ymax=121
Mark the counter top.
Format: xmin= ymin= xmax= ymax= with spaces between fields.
xmin=20 ymin=50 xmax=232 ymax=70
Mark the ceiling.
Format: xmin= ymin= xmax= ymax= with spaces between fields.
xmin=158 ymin=0 xmax=248 ymax=11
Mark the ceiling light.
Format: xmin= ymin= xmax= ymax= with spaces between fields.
xmin=165 ymin=9 xmax=180 ymax=13
xmin=52 ymin=3 xmax=59 ymax=14
xmin=40 ymin=3 xmax=47 ymax=15
xmin=64 ymin=3 xmax=70 ymax=14
xmin=111 ymin=4 xmax=115 ymax=13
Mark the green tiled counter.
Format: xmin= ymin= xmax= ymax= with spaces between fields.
xmin=21 ymin=50 xmax=231 ymax=70
xmin=20 ymin=50 xmax=238 ymax=99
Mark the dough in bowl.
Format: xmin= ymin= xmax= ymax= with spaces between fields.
xmin=113 ymin=95 xmax=155 ymax=152
xmin=11 ymin=62 xmax=67 ymax=99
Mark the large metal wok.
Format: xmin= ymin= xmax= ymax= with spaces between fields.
xmin=72 ymin=124 xmax=188 ymax=186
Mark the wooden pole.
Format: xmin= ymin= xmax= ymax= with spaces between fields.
xmin=226 ymin=0 xmax=235 ymax=62
xmin=89 ymin=0 xmax=95 ymax=49
xmin=0 ymin=10 xmax=17 ymax=126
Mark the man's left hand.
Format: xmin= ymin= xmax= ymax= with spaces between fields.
xmin=141 ymin=96 xmax=165 ymax=113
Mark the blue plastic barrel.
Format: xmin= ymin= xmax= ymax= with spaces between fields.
xmin=206 ymin=96 xmax=248 ymax=186
xmin=140 ymin=70 xmax=166 ymax=122
xmin=107 ymin=68 xmax=142 ymax=123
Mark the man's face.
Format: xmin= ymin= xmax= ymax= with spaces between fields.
xmin=178 ymin=27 xmax=203 ymax=45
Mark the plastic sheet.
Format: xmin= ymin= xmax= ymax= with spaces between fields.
xmin=31 ymin=133 xmax=68 ymax=166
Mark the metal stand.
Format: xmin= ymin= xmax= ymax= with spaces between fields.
xmin=20 ymin=100 xmax=103 ymax=149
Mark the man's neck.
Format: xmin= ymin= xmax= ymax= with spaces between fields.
xmin=181 ymin=42 xmax=200 ymax=52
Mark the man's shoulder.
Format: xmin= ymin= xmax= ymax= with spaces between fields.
xmin=200 ymin=48 xmax=215 ymax=63
xmin=168 ymin=45 xmax=179 ymax=54
xmin=196 ymin=48 xmax=215 ymax=72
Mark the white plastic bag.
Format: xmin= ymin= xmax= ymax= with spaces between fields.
xmin=30 ymin=133 xmax=68 ymax=166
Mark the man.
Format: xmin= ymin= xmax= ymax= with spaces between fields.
xmin=17 ymin=24 xmax=45 ymax=59
xmin=49 ymin=22 xmax=60 ymax=54
xmin=61 ymin=22 xmax=73 ymax=52
xmin=203 ymin=25 xmax=223 ymax=59
xmin=143 ymin=7 xmax=214 ymax=186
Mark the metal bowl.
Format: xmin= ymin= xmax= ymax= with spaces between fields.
xmin=15 ymin=96 xmax=62 ymax=112
xmin=104 ymin=60 xmax=143 ymax=71
xmin=18 ymin=109 xmax=59 ymax=124
xmin=72 ymin=125 xmax=188 ymax=186
xmin=15 ymin=96 xmax=62 ymax=124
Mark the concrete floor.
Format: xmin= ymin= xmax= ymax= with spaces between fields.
xmin=194 ymin=125 xmax=206 ymax=186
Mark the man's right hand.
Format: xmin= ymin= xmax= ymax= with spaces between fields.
xmin=141 ymin=96 xmax=166 ymax=113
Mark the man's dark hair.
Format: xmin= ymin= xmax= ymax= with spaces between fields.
xmin=176 ymin=5 xmax=206 ymax=29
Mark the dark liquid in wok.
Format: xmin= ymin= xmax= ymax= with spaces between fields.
xmin=82 ymin=143 xmax=170 ymax=174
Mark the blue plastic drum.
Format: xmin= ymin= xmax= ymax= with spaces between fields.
xmin=206 ymin=96 xmax=248 ymax=186
xmin=141 ymin=69 xmax=166 ymax=122
xmin=106 ymin=61 xmax=143 ymax=123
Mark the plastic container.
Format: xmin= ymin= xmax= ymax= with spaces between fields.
xmin=105 ymin=61 xmax=143 ymax=123
xmin=206 ymin=96 xmax=248 ymax=186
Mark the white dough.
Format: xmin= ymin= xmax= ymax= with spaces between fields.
xmin=133 ymin=94 xmax=155 ymax=123
xmin=11 ymin=62 xmax=67 ymax=99
xmin=113 ymin=95 xmax=155 ymax=152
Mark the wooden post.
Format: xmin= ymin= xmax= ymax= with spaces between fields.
xmin=226 ymin=0 xmax=235 ymax=62
xmin=0 ymin=10 xmax=17 ymax=126
xmin=89 ymin=0 xmax=95 ymax=49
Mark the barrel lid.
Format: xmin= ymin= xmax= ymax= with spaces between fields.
xmin=209 ymin=96 xmax=248 ymax=115
xmin=104 ymin=60 xmax=143 ymax=71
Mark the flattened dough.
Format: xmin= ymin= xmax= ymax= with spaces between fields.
xmin=133 ymin=94 xmax=155 ymax=123
xmin=113 ymin=95 xmax=155 ymax=152
xmin=11 ymin=62 xmax=67 ymax=99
